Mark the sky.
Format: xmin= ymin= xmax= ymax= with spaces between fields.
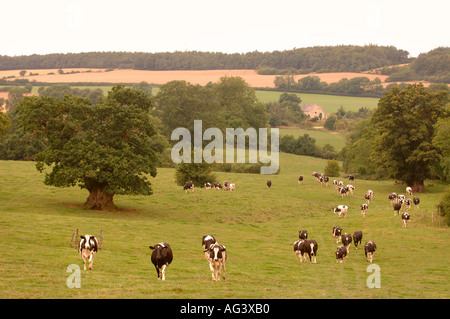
xmin=3 ymin=0 xmax=449 ymax=58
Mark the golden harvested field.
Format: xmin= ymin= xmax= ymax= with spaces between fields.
xmin=1 ymin=68 xmax=430 ymax=88
xmin=0 ymin=68 xmax=429 ymax=88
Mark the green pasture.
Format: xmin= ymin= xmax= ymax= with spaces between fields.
xmin=0 ymin=153 xmax=448 ymax=299
xmin=255 ymin=91 xmax=380 ymax=113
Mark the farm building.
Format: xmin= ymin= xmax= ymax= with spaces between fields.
xmin=300 ymin=104 xmax=329 ymax=120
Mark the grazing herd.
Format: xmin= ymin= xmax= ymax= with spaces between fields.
xmin=76 ymin=172 xmax=421 ymax=281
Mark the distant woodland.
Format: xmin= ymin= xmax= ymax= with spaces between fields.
xmin=1 ymin=46 xmax=448 ymax=84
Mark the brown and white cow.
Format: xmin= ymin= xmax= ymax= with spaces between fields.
xmin=341 ymin=233 xmax=352 ymax=253
xmin=361 ymin=203 xmax=368 ymax=217
xmin=293 ymin=239 xmax=307 ymax=262
xmin=78 ymin=234 xmax=98 ymax=270
xmin=332 ymin=226 xmax=343 ymax=243
xmin=334 ymin=205 xmax=348 ymax=218
xmin=149 ymin=242 xmax=173 ymax=281
xmin=353 ymin=230 xmax=363 ymax=249
xmin=335 ymin=245 xmax=347 ymax=263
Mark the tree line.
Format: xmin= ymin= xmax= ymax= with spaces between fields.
xmin=0 ymin=45 xmax=410 ymax=73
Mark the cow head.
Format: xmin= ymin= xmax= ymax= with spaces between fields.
xmin=80 ymin=235 xmax=97 ymax=251
xmin=202 ymin=235 xmax=216 ymax=252
xmin=209 ymin=243 xmax=226 ymax=261
xmin=149 ymin=243 xmax=169 ymax=260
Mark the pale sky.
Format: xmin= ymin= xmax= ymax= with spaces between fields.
xmin=3 ymin=0 xmax=449 ymax=58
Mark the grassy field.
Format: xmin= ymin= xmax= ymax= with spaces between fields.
xmin=0 ymin=153 xmax=448 ymax=299
xmin=255 ymin=90 xmax=380 ymax=113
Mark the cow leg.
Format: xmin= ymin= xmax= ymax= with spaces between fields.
xmin=82 ymin=254 xmax=87 ymax=271
xmin=155 ymin=266 xmax=161 ymax=280
xmin=161 ymin=264 xmax=167 ymax=281
xmin=208 ymin=261 xmax=216 ymax=281
xmin=88 ymin=252 xmax=95 ymax=270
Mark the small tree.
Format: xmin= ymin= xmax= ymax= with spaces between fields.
xmin=324 ymin=159 xmax=341 ymax=177
xmin=19 ymin=70 xmax=27 ymax=77
xmin=175 ymin=161 xmax=216 ymax=188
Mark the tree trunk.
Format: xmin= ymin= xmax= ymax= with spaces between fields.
xmin=84 ymin=188 xmax=117 ymax=211
xmin=411 ymin=180 xmax=426 ymax=193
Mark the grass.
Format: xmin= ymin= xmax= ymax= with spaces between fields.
xmin=255 ymin=90 xmax=380 ymax=113
xmin=0 ymin=153 xmax=448 ymax=299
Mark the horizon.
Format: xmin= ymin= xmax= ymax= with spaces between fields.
xmin=3 ymin=0 xmax=449 ymax=59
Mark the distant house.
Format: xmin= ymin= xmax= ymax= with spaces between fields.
xmin=300 ymin=104 xmax=329 ymax=120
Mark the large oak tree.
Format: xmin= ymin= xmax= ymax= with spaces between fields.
xmin=17 ymin=85 xmax=157 ymax=210
xmin=371 ymin=84 xmax=448 ymax=192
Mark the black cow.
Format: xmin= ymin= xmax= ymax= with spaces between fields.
xmin=183 ymin=181 xmax=194 ymax=193
xmin=401 ymin=212 xmax=410 ymax=228
xmin=332 ymin=226 xmax=342 ymax=243
xmin=364 ymin=241 xmax=377 ymax=262
xmin=335 ymin=245 xmax=347 ymax=263
xmin=298 ymin=175 xmax=304 ymax=184
xmin=304 ymin=239 xmax=318 ymax=263
xmin=78 ymin=234 xmax=98 ymax=270
xmin=393 ymin=202 xmax=402 ymax=216
xmin=413 ymin=196 xmax=420 ymax=209
xmin=202 ymin=235 xmax=216 ymax=259
xmin=353 ymin=230 xmax=363 ymax=249
xmin=267 ymin=180 xmax=272 ymax=189
xmin=299 ymin=230 xmax=308 ymax=240
xmin=341 ymin=233 xmax=352 ymax=253
xmin=149 ymin=242 xmax=173 ymax=281
xmin=348 ymin=175 xmax=355 ymax=181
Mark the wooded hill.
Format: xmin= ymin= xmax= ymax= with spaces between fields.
xmin=0 ymin=45 xmax=410 ymax=73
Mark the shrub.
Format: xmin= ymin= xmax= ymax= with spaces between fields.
xmin=437 ymin=187 xmax=450 ymax=226
xmin=175 ymin=162 xmax=216 ymax=188
xmin=324 ymin=160 xmax=341 ymax=177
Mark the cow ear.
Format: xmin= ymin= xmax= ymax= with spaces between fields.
xmin=149 ymin=246 xmax=155 ymax=250
xmin=80 ymin=236 xmax=84 ymax=239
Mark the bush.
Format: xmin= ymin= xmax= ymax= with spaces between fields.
xmin=437 ymin=187 xmax=450 ymax=226
xmin=324 ymin=160 xmax=341 ymax=177
xmin=175 ymin=161 xmax=216 ymax=188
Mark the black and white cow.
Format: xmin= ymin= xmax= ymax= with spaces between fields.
xmin=214 ymin=182 xmax=222 ymax=190
xmin=413 ymin=196 xmax=420 ymax=209
xmin=337 ymin=187 xmax=347 ymax=198
xmin=78 ymin=235 xmax=98 ymax=270
xmin=401 ymin=212 xmax=410 ymax=228
xmin=299 ymin=230 xmax=308 ymax=240
xmin=298 ymin=175 xmax=304 ymax=184
xmin=183 ymin=181 xmax=194 ymax=193
xmin=207 ymin=242 xmax=227 ymax=281
xmin=353 ymin=230 xmax=363 ymax=249
xmin=323 ymin=176 xmax=329 ymax=187
xmin=332 ymin=226 xmax=343 ymax=243
xmin=335 ymin=245 xmax=347 ymax=263
xmin=267 ymin=180 xmax=272 ymax=189
xmin=229 ymin=183 xmax=236 ymax=191
xmin=333 ymin=205 xmax=348 ymax=218
xmin=149 ymin=242 xmax=173 ymax=281
xmin=223 ymin=181 xmax=230 ymax=191
xmin=346 ymin=185 xmax=356 ymax=196
xmin=333 ymin=180 xmax=338 ymax=189
xmin=361 ymin=203 xmax=368 ymax=217
xmin=364 ymin=241 xmax=377 ymax=262
xmin=205 ymin=182 xmax=213 ymax=189
xmin=202 ymin=235 xmax=216 ymax=259
xmin=388 ymin=192 xmax=398 ymax=205
xmin=304 ymin=239 xmax=318 ymax=263
xmin=405 ymin=198 xmax=412 ymax=210
xmin=365 ymin=190 xmax=373 ymax=204
xmin=393 ymin=202 xmax=402 ymax=216
xmin=348 ymin=175 xmax=355 ymax=181
xmin=341 ymin=233 xmax=352 ymax=253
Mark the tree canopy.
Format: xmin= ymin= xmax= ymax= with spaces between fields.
xmin=17 ymin=85 xmax=158 ymax=210
xmin=370 ymin=84 xmax=448 ymax=191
